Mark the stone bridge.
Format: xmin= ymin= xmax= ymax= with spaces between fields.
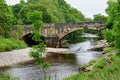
xmin=12 ymin=22 xmax=105 ymax=47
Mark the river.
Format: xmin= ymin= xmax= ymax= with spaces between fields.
xmin=0 ymin=33 xmax=102 ymax=80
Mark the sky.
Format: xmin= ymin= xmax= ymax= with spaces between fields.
xmin=6 ymin=0 xmax=108 ymax=18
xmin=64 ymin=0 xmax=108 ymax=18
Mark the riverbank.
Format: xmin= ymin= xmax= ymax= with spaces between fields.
xmin=0 ymin=47 xmax=70 ymax=68
xmin=64 ymin=48 xmax=119 ymax=80
xmin=0 ymin=40 xmax=107 ymax=68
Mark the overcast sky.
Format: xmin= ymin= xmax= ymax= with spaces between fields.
xmin=6 ymin=0 xmax=108 ymax=18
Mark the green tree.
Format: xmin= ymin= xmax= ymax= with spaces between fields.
xmin=12 ymin=0 xmax=85 ymax=24
xmin=27 ymin=11 xmax=43 ymax=34
xmin=0 ymin=0 xmax=13 ymax=37
xmin=27 ymin=11 xmax=51 ymax=80
xmin=105 ymin=0 xmax=117 ymax=29
xmin=105 ymin=0 xmax=120 ymax=56
xmin=27 ymin=0 xmax=40 ymax=4
xmin=93 ymin=13 xmax=107 ymax=22
xmin=85 ymin=18 xmax=92 ymax=22
xmin=103 ymin=29 xmax=115 ymax=43
xmin=113 ymin=0 xmax=120 ymax=56
xmin=20 ymin=0 xmax=26 ymax=5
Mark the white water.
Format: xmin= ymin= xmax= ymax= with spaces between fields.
xmin=69 ymin=41 xmax=91 ymax=52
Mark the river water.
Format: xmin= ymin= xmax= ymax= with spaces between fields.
xmin=0 ymin=33 xmax=102 ymax=80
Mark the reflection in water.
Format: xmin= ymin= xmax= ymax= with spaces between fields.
xmin=43 ymin=53 xmax=76 ymax=65
xmin=0 ymin=33 xmax=102 ymax=80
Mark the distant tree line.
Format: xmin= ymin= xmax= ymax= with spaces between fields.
xmin=11 ymin=0 xmax=86 ymax=25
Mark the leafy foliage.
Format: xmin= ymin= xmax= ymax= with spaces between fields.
xmin=12 ymin=0 xmax=85 ymax=24
xmin=29 ymin=42 xmax=46 ymax=64
xmin=105 ymin=0 xmax=117 ymax=29
xmin=27 ymin=10 xmax=51 ymax=80
xmin=63 ymin=29 xmax=84 ymax=43
xmin=104 ymin=0 xmax=120 ymax=56
xmin=103 ymin=29 xmax=115 ymax=42
xmin=0 ymin=37 xmax=27 ymax=52
xmin=93 ymin=13 xmax=107 ymax=22
xmin=0 ymin=0 xmax=14 ymax=37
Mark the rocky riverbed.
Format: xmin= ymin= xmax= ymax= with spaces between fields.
xmin=89 ymin=40 xmax=109 ymax=52
xmin=0 ymin=47 xmax=70 ymax=68
xmin=0 ymin=40 xmax=107 ymax=68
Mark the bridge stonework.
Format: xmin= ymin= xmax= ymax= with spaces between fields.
xmin=12 ymin=22 xmax=105 ymax=47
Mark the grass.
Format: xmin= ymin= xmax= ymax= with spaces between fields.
xmin=103 ymin=47 xmax=114 ymax=53
xmin=0 ymin=37 xmax=27 ymax=52
xmin=63 ymin=54 xmax=120 ymax=80
xmin=82 ymin=60 xmax=96 ymax=68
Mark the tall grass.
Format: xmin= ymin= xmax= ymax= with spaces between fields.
xmin=64 ymin=54 xmax=120 ymax=80
xmin=103 ymin=47 xmax=114 ymax=53
xmin=0 ymin=36 xmax=27 ymax=52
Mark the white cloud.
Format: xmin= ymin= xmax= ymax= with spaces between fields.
xmin=6 ymin=0 xmax=20 ymax=5
xmin=6 ymin=0 xmax=27 ymax=5
xmin=65 ymin=0 xmax=108 ymax=18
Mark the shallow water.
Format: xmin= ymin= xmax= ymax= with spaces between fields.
xmin=0 ymin=33 xmax=102 ymax=80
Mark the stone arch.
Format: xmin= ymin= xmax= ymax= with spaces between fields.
xmin=57 ymin=28 xmax=102 ymax=47
xmin=22 ymin=33 xmax=45 ymax=47
xmin=59 ymin=29 xmax=84 ymax=41
xmin=55 ymin=29 xmax=84 ymax=48
xmin=59 ymin=27 xmax=102 ymax=41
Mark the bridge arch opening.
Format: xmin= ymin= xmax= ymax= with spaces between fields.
xmin=58 ymin=29 xmax=84 ymax=47
xmin=60 ymin=29 xmax=84 ymax=41
xmin=58 ymin=29 xmax=102 ymax=47
xmin=22 ymin=33 xmax=46 ymax=47
xmin=84 ymin=29 xmax=101 ymax=35
xmin=60 ymin=29 xmax=101 ymax=41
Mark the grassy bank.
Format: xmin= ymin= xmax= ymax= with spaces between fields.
xmin=0 ymin=37 xmax=27 ymax=52
xmin=64 ymin=51 xmax=120 ymax=80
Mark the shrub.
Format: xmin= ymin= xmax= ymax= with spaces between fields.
xmin=0 ymin=37 xmax=27 ymax=52
xmin=0 ymin=44 xmax=6 ymax=52
xmin=103 ymin=29 xmax=115 ymax=42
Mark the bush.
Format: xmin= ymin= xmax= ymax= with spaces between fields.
xmin=103 ymin=29 xmax=114 ymax=42
xmin=0 ymin=44 xmax=6 ymax=52
xmin=0 ymin=37 xmax=27 ymax=52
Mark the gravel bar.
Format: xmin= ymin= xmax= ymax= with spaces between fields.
xmin=0 ymin=47 xmax=70 ymax=68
